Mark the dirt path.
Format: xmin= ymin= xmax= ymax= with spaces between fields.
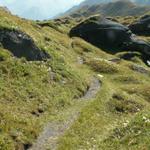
xmin=28 ymin=78 xmax=101 ymax=150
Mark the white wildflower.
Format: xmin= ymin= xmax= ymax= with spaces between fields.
xmin=145 ymin=119 xmax=150 ymax=123
xmin=142 ymin=116 xmax=147 ymax=120
xmin=123 ymin=122 xmax=128 ymax=127
xmin=123 ymin=120 xmax=129 ymax=127
xmin=18 ymin=34 xmax=22 ymax=37
xmin=97 ymin=74 xmax=104 ymax=78
xmin=47 ymin=67 xmax=51 ymax=72
xmin=147 ymin=60 xmax=150 ymax=66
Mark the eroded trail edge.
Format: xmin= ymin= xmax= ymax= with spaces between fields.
xmin=29 ymin=78 xmax=101 ymax=150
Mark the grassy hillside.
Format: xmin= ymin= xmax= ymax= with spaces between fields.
xmin=0 ymin=7 xmax=150 ymax=150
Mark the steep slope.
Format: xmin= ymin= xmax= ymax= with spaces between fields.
xmin=0 ymin=7 xmax=93 ymax=149
xmin=61 ymin=0 xmax=150 ymax=18
xmin=59 ymin=0 xmax=111 ymax=17
xmin=68 ymin=0 xmax=150 ymax=9
xmin=0 ymin=6 xmax=150 ymax=150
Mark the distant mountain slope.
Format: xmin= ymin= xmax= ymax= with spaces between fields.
xmin=58 ymin=0 xmax=112 ymax=17
xmin=77 ymin=0 xmax=150 ymax=7
xmin=79 ymin=0 xmax=112 ymax=6
xmin=61 ymin=0 xmax=150 ymax=18
xmin=134 ymin=0 xmax=150 ymax=5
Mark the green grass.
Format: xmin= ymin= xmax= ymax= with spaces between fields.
xmin=0 ymin=7 xmax=150 ymax=150
xmin=100 ymin=110 xmax=150 ymax=150
xmin=0 ymin=9 xmax=92 ymax=149
xmin=57 ymin=60 xmax=150 ymax=150
xmin=0 ymin=53 xmax=92 ymax=148
xmin=86 ymin=59 xmax=119 ymax=74
xmin=0 ymin=48 xmax=12 ymax=61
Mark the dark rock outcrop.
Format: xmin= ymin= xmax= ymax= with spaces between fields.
xmin=70 ymin=15 xmax=132 ymax=50
xmin=70 ymin=15 xmax=150 ymax=65
xmin=0 ymin=29 xmax=50 ymax=61
xmin=129 ymin=15 xmax=150 ymax=36
xmin=128 ymin=38 xmax=150 ymax=62
xmin=119 ymin=52 xmax=142 ymax=61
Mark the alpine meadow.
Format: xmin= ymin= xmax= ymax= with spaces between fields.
xmin=0 ymin=0 xmax=150 ymax=150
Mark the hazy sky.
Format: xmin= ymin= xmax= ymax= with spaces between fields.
xmin=0 ymin=0 xmax=84 ymax=20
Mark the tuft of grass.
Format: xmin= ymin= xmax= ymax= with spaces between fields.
xmin=0 ymin=48 xmax=12 ymax=61
xmin=112 ymin=74 xmax=142 ymax=84
xmin=100 ymin=110 xmax=150 ymax=150
xmin=86 ymin=59 xmax=119 ymax=74
xmin=123 ymin=85 xmax=150 ymax=103
xmin=108 ymin=92 xmax=144 ymax=114
xmin=0 ymin=134 xmax=15 ymax=150
xmin=71 ymin=37 xmax=108 ymax=58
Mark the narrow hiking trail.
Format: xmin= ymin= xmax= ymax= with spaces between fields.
xmin=28 ymin=78 xmax=101 ymax=150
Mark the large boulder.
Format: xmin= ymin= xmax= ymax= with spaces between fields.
xmin=127 ymin=38 xmax=150 ymax=64
xmin=70 ymin=15 xmax=132 ymax=50
xmin=70 ymin=15 xmax=150 ymax=65
xmin=0 ymin=28 xmax=50 ymax=61
xmin=129 ymin=15 xmax=150 ymax=36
